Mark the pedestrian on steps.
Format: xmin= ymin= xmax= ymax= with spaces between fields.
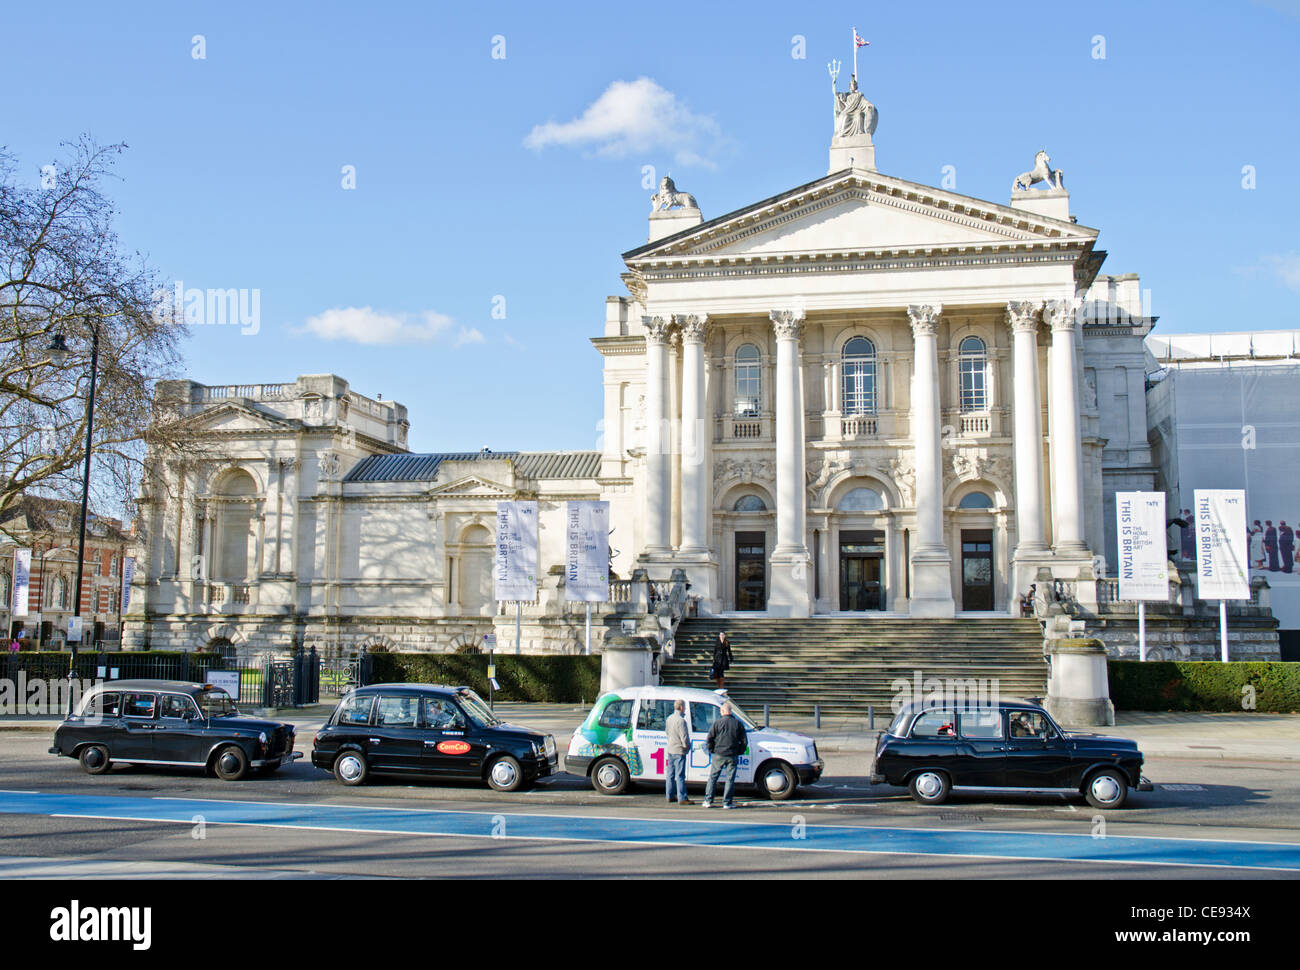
xmin=710 ymin=632 xmax=733 ymax=689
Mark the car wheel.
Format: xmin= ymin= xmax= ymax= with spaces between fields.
xmin=591 ymin=756 xmax=630 ymax=796
xmin=78 ymin=745 xmax=111 ymax=775
xmin=908 ymin=770 xmax=951 ymax=805
xmin=486 ymin=755 xmax=525 ymax=793
xmin=213 ymin=744 xmax=249 ymax=782
xmin=1084 ymin=768 xmax=1129 ymax=810
xmin=760 ymin=761 xmax=798 ymax=801
xmin=333 ymin=751 xmax=368 ymax=786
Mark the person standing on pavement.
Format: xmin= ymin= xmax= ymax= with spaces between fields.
xmin=665 ymin=699 xmax=692 ymax=805
xmin=702 ymin=701 xmax=747 ymax=809
xmin=710 ymin=632 xmax=733 ymax=689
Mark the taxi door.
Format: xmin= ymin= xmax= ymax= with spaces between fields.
xmin=632 ymin=697 xmax=676 ymax=782
xmin=684 ymin=700 xmax=756 ymax=784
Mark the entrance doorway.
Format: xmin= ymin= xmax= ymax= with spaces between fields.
xmin=839 ymin=530 xmax=884 ymax=611
xmin=961 ymin=529 xmax=994 ymax=611
xmin=735 ymin=532 xmax=767 ymax=611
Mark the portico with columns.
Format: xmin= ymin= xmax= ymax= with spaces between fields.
xmin=592 ymin=76 xmax=1121 ymax=620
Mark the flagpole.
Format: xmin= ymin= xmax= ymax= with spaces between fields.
xmin=852 ymin=26 xmax=858 ymax=78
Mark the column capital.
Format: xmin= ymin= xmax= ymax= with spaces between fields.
xmin=907 ymin=304 xmax=943 ymax=336
xmin=1044 ymin=299 xmax=1081 ymax=333
xmin=770 ymin=308 xmax=805 ymax=341
xmin=673 ymin=313 xmax=710 ymax=343
xmin=642 ymin=315 xmax=672 ymax=343
xmin=1006 ymin=300 xmax=1044 ymax=333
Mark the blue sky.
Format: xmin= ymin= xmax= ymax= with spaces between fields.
xmin=6 ymin=1 xmax=1298 ymax=453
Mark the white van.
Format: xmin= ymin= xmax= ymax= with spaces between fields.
xmin=565 ymin=685 xmax=824 ymax=800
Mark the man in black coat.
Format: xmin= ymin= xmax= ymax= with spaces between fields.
xmin=702 ymin=702 xmax=748 ymax=809
xmin=1280 ymin=521 xmax=1294 ymax=574
xmin=1265 ymin=521 xmax=1280 ymax=572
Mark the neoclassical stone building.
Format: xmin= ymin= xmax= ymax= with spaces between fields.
xmin=125 ymin=80 xmax=1161 ymax=656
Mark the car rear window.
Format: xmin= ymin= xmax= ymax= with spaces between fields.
xmin=337 ymin=694 xmax=375 ymax=726
xmin=375 ymin=696 xmax=419 ymax=727
xmin=81 ymin=691 xmax=122 ymax=719
xmin=597 ymin=698 xmax=634 ymax=729
xmin=909 ymin=709 xmax=957 ymax=738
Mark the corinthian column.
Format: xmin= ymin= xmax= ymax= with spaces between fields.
xmin=676 ymin=314 xmax=710 ymax=554
xmin=642 ymin=316 xmax=672 ymax=554
xmin=1046 ymin=299 xmax=1087 ymax=554
xmin=1007 ymin=301 xmax=1047 ymax=556
xmin=907 ymin=304 xmax=956 ymax=617
xmin=767 ymin=308 xmax=812 ymax=617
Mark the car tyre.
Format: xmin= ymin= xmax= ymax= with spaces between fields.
xmin=333 ymin=750 xmax=368 ymax=786
xmin=486 ymin=754 xmax=525 ymax=793
xmin=78 ymin=744 xmax=111 ymax=775
xmin=908 ymin=770 xmax=951 ymax=805
xmin=213 ymin=744 xmax=249 ymax=781
xmin=760 ymin=761 xmax=799 ymax=801
xmin=591 ymin=756 xmax=630 ymax=796
xmin=1084 ymin=768 xmax=1129 ymax=810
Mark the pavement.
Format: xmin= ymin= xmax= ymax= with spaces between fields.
xmin=4 ymin=700 xmax=1298 ymax=762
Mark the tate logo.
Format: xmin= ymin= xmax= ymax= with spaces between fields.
xmin=49 ymin=900 xmax=151 ymax=950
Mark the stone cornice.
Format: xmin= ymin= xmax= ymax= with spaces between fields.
xmin=632 ymin=243 xmax=1090 ymax=283
xmin=590 ymin=335 xmax=647 ymax=357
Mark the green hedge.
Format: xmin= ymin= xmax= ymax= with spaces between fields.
xmin=368 ymin=653 xmax=601 ymax=704
xmin=1108 ymin=661 xmax=1300 ymax=712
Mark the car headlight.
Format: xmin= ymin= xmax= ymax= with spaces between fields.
xmin=258 ymin=732 xmax=268 ymax=744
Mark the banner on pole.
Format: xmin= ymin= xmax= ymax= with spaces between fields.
xmin=494 ymin=501 xmax=538 ymax=601
xmin=1116 ymin=492 xmax=1167 ymax=601
xmin=1194 ymin=489 xmax=1250 ymax=601
xmin=121 ymin=556 xmax=135 ymax=612
xmin=564 ymin=501 xmax=610 ymax=602
xmin=12 ymin=549 xmax=31 ymax=617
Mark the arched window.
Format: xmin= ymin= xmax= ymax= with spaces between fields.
xmin=958 ymin=336 xmax=988 ymax=413
xmin=733 ymin=494 xmax=767 ymax=512
xmin=51 ymin=575 xmax=69 ymax=610
xmin=838 ymin=487 xmax=885 ymax=512
xmin=958 ymin=491 xmax=995 ymax=509
xmin=842 ymin=337 xmax=877 ymax=415
xmin=734 ymin=344 xmax=761 ymax=417
xmin=213 ymin=469 xmax=258 ymax=582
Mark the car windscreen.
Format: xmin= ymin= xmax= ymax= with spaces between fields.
xmin=457 ymin=689 xmax=501 ymax=727
xmin=198 ymin=688 xmax=238 ymax=717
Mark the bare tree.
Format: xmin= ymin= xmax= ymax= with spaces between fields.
xmin=0 ymin=137 xmax=189 ymax=527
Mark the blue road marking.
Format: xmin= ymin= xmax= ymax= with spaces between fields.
xmin=2 ymin=790 xmax=1299 ymax=871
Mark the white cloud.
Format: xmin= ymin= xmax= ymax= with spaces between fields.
xmin=524 ymin=77 xmax=724 ymax=168
xmin=455 ymin=326 xmax=485 ymax=347
xmin=298 ymin=306 xmax=459 ymax=345
xmin=1265 ymin=252 xmax=1300 ymax=291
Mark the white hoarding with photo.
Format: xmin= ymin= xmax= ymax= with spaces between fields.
xmin=1116 ymin=492 xmax=1167 ymax=601
xmin=564 ymin=501 xmax=609 ymax=602
xmin=12 ymin=549 xmax=31 ymax=617
xmin=1194 ymin=489 xmax=1250 ymax=601
xmin=494 ymin=500 xmax=538 ymax=601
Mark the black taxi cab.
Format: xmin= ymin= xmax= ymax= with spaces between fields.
xmin=869 ymin=697 xmax=1154 ymax=809
xmin=49 ymin=679 xmax=302 ymax=780
xmin=311 ymin=684 xmax=559 ymax=792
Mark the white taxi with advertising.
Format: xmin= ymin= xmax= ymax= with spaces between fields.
xmin=565 ymin=685 xmax=824 ymax=800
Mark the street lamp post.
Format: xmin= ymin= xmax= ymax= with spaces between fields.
xmin=48 ymin=328 xmax=100 ymax=691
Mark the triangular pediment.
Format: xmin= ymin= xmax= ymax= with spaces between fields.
xmin=625 ymin=170 xmax=1096 ymax=264
xmin=183 ymin=402 xmax=299 ymax=435
xmin=426 ymin=475 xmax=513 ymax=499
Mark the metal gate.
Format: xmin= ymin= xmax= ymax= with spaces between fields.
xmin=320 ymin=656 xmax=364 ymax=698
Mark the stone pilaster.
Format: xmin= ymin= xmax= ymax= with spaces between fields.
xmin=642 ymin=315 xmax=672 ymax=555
xmin=767 ymin=309 xmax=812 ymax=617
xmin=907 ymin=304 xmax=955 ymax=617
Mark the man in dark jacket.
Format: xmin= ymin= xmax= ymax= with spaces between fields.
xmin=1266 ymin=521 xmax=1279 ymax=572
xmin=702 ymin=702 xmax=747 ymax=809
xmin=1280 ymin=521 xmax=1294 ymax=574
